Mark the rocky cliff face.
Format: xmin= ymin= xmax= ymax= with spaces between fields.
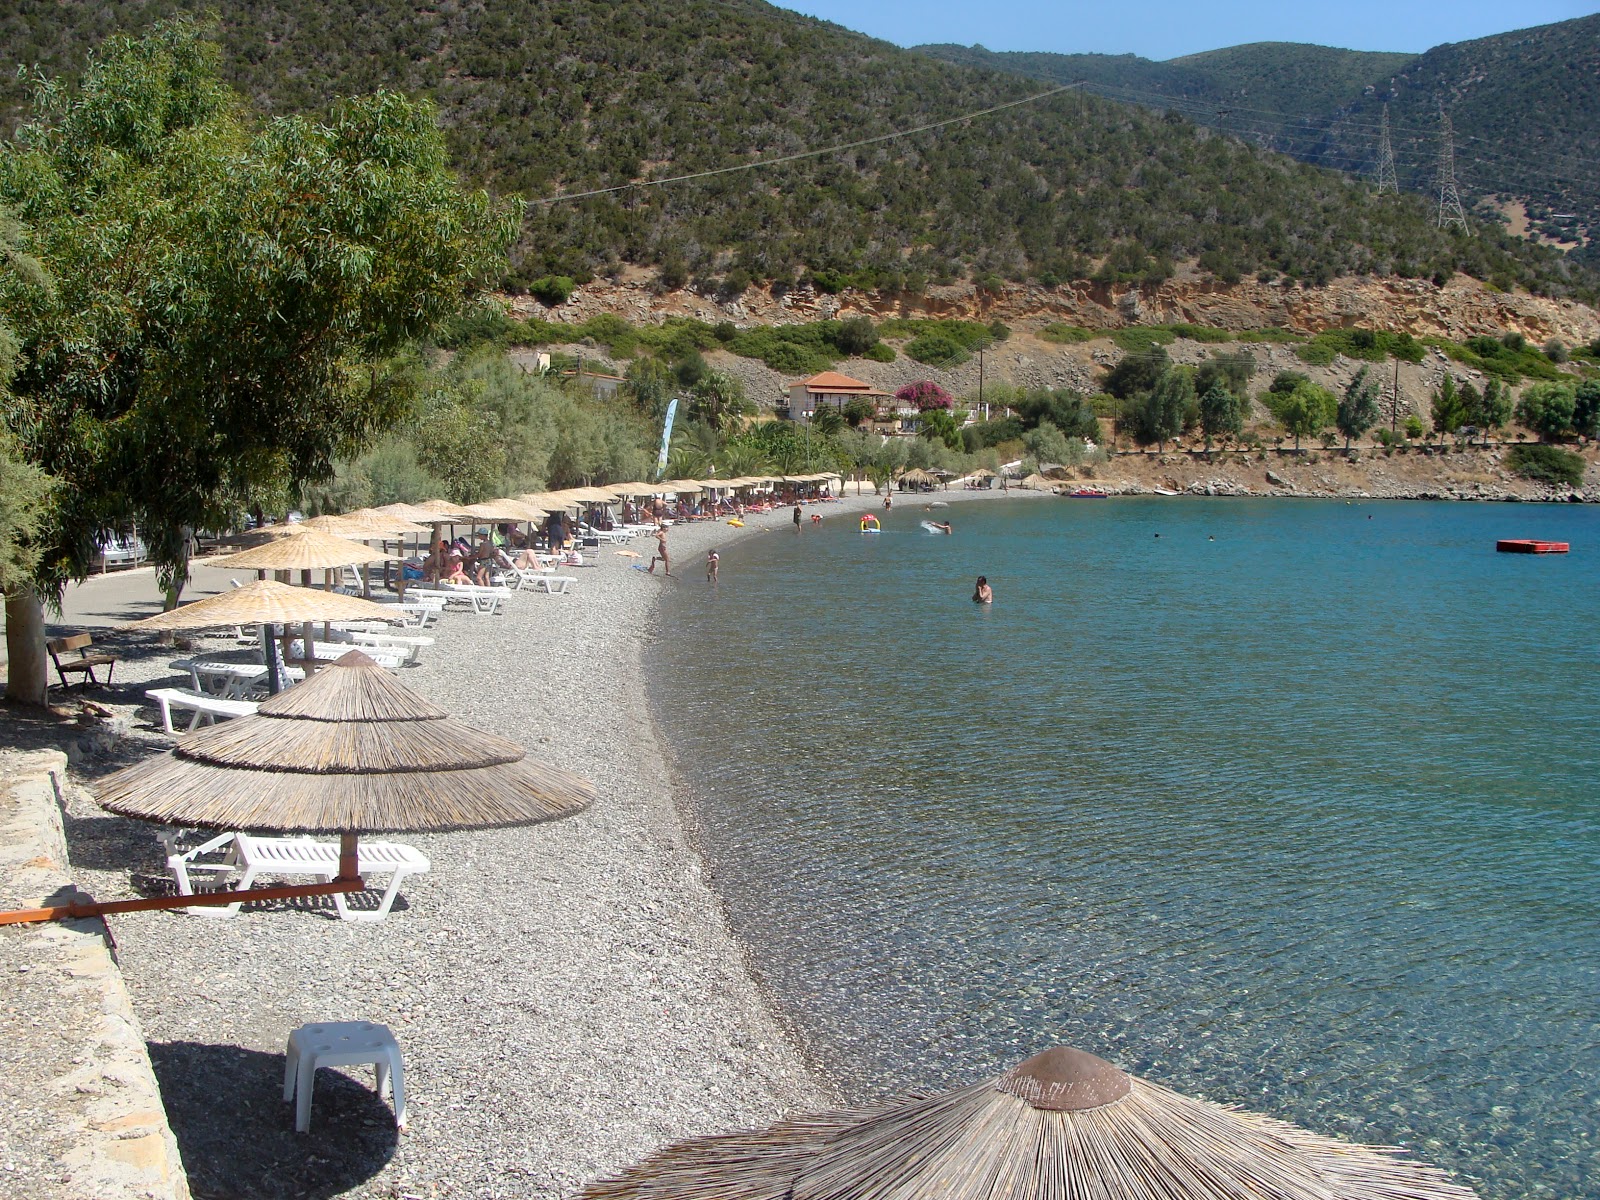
xmin=512 ymin=273 xmax=1600 ymax=344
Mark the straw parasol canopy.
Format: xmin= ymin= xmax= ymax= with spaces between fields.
xmin=207 ymin=528 xmax=401 ymax=571
xmin=662 ymin=479 xmax=703 ymax=494
xmin=1019 ymin=472 xmax=1053 ymax=490
xmin=296 ymin=513 xmax=378 ymax=537
xmin=335 ymin=508 xmax=431 ymax=536
xmin=462 ymin=499 xmax=546 ymax=523
xmin=412 ymin=498 xmax=474 ymax=521
xmin=125 ymin=580 xmax=403 ymax=631
xmin=580 ymin=1046 xmax=1478 ymax=1200
xmin=372 ymin=502 xmax=454 ymax=526
xmin=897 ymin=467 xmax=939 ymax=485
xmin=96 ymin=651 xmax=598 ymax=833
xmin=969 ymin=467 xmax=998 ymax=479
xmin=611 ymin=482 xmax=664 ymax=497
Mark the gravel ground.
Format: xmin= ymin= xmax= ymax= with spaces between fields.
xmin=18 ymin=486 xmax=1030 ymax=1200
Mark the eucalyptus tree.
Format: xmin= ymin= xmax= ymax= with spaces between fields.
xmin=0 ymin=22 xmax=519 ymax=702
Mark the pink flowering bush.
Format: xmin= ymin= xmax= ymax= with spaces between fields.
xmin=896 ymin=380 xmax=953 ymax=410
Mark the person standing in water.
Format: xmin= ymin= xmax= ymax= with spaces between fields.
xmin=706 ymin=548 xmax=719 ymax=583
xmin=793 ymin=503 xmax=803 ymax=532
xmin=973 ymin=575 xmax=993 ymax=604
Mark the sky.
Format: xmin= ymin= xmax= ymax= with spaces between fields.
xmin=775 ymin=1 xmax=1598 ymax=61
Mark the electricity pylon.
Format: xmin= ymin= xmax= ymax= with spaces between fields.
xmin=1374 ymin=104 xmax=1398 ymax=195
xmin=1435 ymin=99 xmax=1469 ymax=229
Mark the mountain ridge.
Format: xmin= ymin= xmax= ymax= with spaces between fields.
xmin=915 ymin=16 xmax=1600 ymax=261
xmin=2 ymin=1 xmax=1593 ymax=304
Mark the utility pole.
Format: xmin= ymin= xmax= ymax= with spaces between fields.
xmin=1375 ymin=104 xmax=1398 ymax=196
xmin=1390 ymin=357 xmax=1403 ymax=431
xmin=1435 ymin=99 xmax=1469 ymax=230
xmin=978 ymin=345 xmax=986 ymax=421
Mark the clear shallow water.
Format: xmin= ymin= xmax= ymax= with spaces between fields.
xmin=647 ymin=498 xmax=1600 ymax=1199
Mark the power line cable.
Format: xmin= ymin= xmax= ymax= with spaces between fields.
xmin=532 ymin=82 xmax=1084 ymax=206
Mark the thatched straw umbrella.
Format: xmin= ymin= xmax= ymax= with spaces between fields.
xmin=372 ymin=501 xmax=454 ymax=526
xmin=207 ymin=529 xmax=404 ymax=662
xmin=0 ymin=651 xmax=596 ymax=925
xmin=127 ymin=579 xmax=402 ymax=695
xmin=208 ymin=528 xmax=400 ymax=573
xmin=129 ymin=580 xmax=401 ymax=632
xmin=97 ymin=650 xmax=595 ymax=833
xmin=579 ymin=1046 xmax=1478 ymax=1200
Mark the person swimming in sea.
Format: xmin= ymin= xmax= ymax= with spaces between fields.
xmin=973 ymin=575 xmax=992 ymax=604
xmin=936 ymin=521 xmax=952 ymax=534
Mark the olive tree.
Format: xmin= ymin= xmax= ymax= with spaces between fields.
xmin=0 ymin=22 xmax=519 ymax=703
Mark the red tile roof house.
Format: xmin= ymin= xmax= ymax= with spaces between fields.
xmin=785 ymin=371 xmax=893 ymax=423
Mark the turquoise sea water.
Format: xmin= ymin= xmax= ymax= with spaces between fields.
xmin=647 ymin=497 xmax=1600 ymax=1199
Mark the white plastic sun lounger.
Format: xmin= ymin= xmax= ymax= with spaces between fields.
xmin=165 ymin=832 xmax=430 ymax=922
xmin=408 ymin=582 xmax=508 ymax=615
xmin=145 ymin=687 xmax=259 ymax=734
xmin=326 ymin=628 xmax=434 ymax=665
xmin=526 ymin=574 xmax=577 ymax=595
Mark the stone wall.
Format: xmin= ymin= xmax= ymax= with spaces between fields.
xmin=0 ymin=749 xmax=189 ymax=1200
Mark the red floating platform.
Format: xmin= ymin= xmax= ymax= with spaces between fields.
xmin=1496 ymin=539 xmax=1570 ymax=554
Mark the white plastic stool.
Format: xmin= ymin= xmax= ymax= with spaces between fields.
xmin=283 ymin=1021 xmax=405 ymax=1133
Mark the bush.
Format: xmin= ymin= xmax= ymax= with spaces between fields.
xmin=1110 ymin=327 xmax=1177 ymax=354
xmin=1295 ymin=341 xmax=1336 ymax=366
xmin=905 ymin=332 xmax=969 ymax=366
xmin=1403 ymin=415 xmax=1425 ymax=439
xmin=1545 ymin=338 xmax=1569 ymax=363
xmin=529 ymin=275 xmax=579 ymax=306
xmin=833 ymin=316 xmax=879 ymax=356
xmin=863 ymin=343 xmax=896 ymax=362
xmin=1506 ymin=444 xmax=1585 ymax=486
xmin=1041 ymin=324 xmax=1095 ymax=344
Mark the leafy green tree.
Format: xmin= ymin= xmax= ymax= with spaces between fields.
xmin=1516 ymin=382 xmax=1577 ymax=442
xmin=1336 ymin=366 xmax=1380 ymax=449
xmin=0 ymin=206 xmax=53 ymax=599
xmin=1012 ymin=388 xmax=1100 ymax=441
xmin=414 ymin=400 xmax=506 ymax=503
xmin=0 ymin=23 xmax=517 ymax=702
xmin=1197 ymin=381 xmax=1243 ymax=451
xmin=918 ymin=407 xmax=963 ymax=450
xmin=625 ymin=356 xmax=675 ymax=419
xmin=1431 ymin=376 xmax=1467 ymax=436
xmin=1195 ymin=350 xmax=1256 ymax=404
xmin=1464 ymin=377 xmax=1513 ymax=440
xmin=841 ymin=397 xmax=876 ymax=427
xmin=1136 ymin=369 xmax=1192 ymax=452
xmin=1571 ymin=380 xmax=1600 ymax=441
xmin=810 ymin=403 xmax=845 ymax=436
xmin=1271 ymin=381 xmax=1336 ymax=451
xmin=1103 ymin=345 xmax=1170 ymax=400
xmin=832 ymin=316 xmax=878 ymax=356
xmin=689 ymin=369 xmax=753 ymax=435
xmin=1022 ymin=421 xmax=1072 ymax=466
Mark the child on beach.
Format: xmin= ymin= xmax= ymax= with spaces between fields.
xmin=648 ymin=524 xmax=670 ymax=576
xmin=707 ymin=549 xmax=719 ymax=583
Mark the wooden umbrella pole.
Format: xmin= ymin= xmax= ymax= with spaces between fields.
xmin=0 ymin=835 xmax=365 ymax=926
xmin=0 ymin=875 xmax=366 ymax=925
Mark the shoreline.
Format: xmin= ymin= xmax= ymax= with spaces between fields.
xmin=14 ymin=485 xmax=1029 ymax=1199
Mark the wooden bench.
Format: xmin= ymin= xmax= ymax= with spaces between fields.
xmin=47 ymin=633 xmax=118 ymax=692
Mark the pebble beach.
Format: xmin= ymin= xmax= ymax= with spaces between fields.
xmin=43 ymin=484 xmax=1033 ymax=1199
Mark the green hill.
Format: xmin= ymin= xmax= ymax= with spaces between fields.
xmin=918 ymin=17 xmax=1600 ymax=265
xmin=916 ymin=41 xmax=1412 ymax=129
xmin=3 ymin=2 xmax=1592 ymax=301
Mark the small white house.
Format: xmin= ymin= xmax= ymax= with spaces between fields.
xmin=786 ymin=371 xmax=891 ymax=422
